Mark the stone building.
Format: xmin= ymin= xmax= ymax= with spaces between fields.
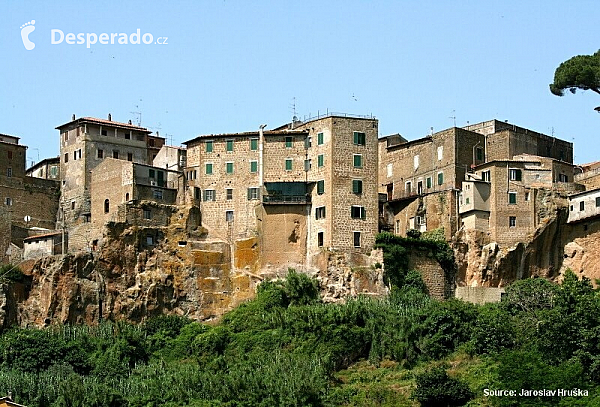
xmin=380 ymin=120 xmax=575 ymax=243
xmin=567 ymin=188 xmax=600 ymax=224
xmin=26 ymin=156 xmax=60 ymax=180
xmin=56 ymin=115 xmax=165 ymax=250
xmin=0 ymin=133 xmax=60 ymax=263
xmin=23 ymin=231 xmax=64 ymax=260
xmin=184 ymin=113 xmax=379 ymax=271
xmin=89 ymin=158 xmax=181 ymax=248
xmin=378 ymin=127 xmax=485 ymax=239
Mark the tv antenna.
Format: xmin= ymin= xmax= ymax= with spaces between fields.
xmin=449 ymin=110 xmax=456 ymax=127
xmin=130 ymin=111 xmax=142 ymax=126
xmin=289 ymin=97 xmax=298 ymax=121
xmin=164 ymin=133 xmax=175 ymax=146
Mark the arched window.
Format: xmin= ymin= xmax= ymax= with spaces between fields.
xmin=104 ymin=199 xmax=110 ymax=213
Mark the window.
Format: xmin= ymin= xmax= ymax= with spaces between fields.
xmin=194 ymin=187 xmax=201 ymax=200
xmin=525 ymin=192 xmax=530 ymax=201
xmin=250 ymin=138 xmax=258 ymax=151
xmin=437 ymin=172 xmax=444 ymax=185
xmin=482 ymin=170 xmax=491 ymax=182
xmin=509 ymin=169 xmax=522 ymax=181
xmin=509 ymin=216 xmax=516 ymax=228
xmin=596 ymin=197 xmax=600 ymax=207
xmin=318 ymin=154 xmax=324 ymax=168
xmin=304 ymin=159 xmax=311 ymax=171
xmin=149 ymin=169 xmax=155 ymax=178
xmin=127 ymin=153 xmax=133 ymax=161
xmin=73 ymin=151 xmax=77 ymax=161
xmin=285 ymin=158 xmax=293 ymax=171
xmin=353 ymin=154 xmax=362 ymax=168
xmin=153 ymin=190 xmax=163 ymax=200
xmin=113 ymin=150 xmax=119 ymax=159
xmin=580 ymin=201 xmax=585 ymax=211
xmin=226 ymin=188 xmax=233 ymax=200
xmin=226 ymin=210 xmax=234 ymax=222
xmin=353 ymin=131 xmax=366 ymax=146
xmin=465 ymin=197 xmax=470 ymax=204
xmin=205 ymin=163 xmax=213 ymax=175
xmin=144 ymin=209 xmax=151 ymax=219
xmin=414 ymin=155 xmax=419 ymax=170
xmin=387 ymin=163 xmax=392 ymax=178
xmin=6 ymin=168 xmax=12 ymax=177
xmin=285 ymin=136 xmax=293 ymax=148
xmin=318 ymin=132 xmax=324 ymax=145
xmin=558 ymin=173 xmax=568 ymax=182
xmin=206 ymin=140 xmax=213 ymax=153
xmin=146 ymin=235 xmax=154 ymax=246
xmin=426 ymin=177 xmax=432 ymax=189
xmin=125 ymin=131 xmax=130 ymax=140
xmin=101 ymin=129 xmax=108 ymax=136
xmin=226 ymin=162 xmax=234 ymax=174
xmin=226 ymin=140 xmax=234 ymax=152
xmin=351 ymin=206 xmax=366 ymax=219
xmin=318 ymin=232 xmax=324 ymax=247
xmin=437 ymin=146 xmax=443 ymax=161
xmin=125 ymin=193 xmax=130 ymax=201
xmin=148 ymin=139 xmax=155 ymax=147
xmin=247 ymin=187 xmax=259 ymax=200
xmin=315 ymin=206 xmax=326 ymax=219
xmin=97 ymin=149 xmax=103 ymax=159
xmin=352 ymin=179 xmax=363 ymax=194
xmin=5 ymin=197 xmax=12 ymax=206
xmin=476 ymin=147 xmax=484 ymax=161
xmin=250 ymin=160 xmax=258 ymax=173
xmin=508 ymin=192 xmax=517 ymax=204
xmin=204 ymin=189 xmax=215 ymax=201
xmin=71 ymin=201 xmax=75 ymax=210
xmin=7 ymin=151 xmax=12 ymax=160
xmin=64 ymin=153 xmax=68 ymax=163
xmin=104 ymin=199 xmax=110 ymax=213
xmin=317 ymin=180 xmax=324 ymax=195
xmin=353 ymin=231 xmax=361 ymax=248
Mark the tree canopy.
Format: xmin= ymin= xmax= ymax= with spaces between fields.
xmin=550 ymin=50 xmax=600 ymax=96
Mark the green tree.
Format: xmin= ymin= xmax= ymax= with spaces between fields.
xmin=550 ymin=50 xmax=600 ymax=96
xmin=412 ymin=365 xmax=474 ymax=407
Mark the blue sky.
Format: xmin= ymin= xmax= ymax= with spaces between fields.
xmin=1 ymin=0 xmax=599 ymax=166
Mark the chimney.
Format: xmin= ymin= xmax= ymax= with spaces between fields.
xmin=108 ymin=113 xmax=112 ymax=121
xmin=72 ymin=114 xmax=76 ymax=121
xmin=128 ymin=120 xmax=132 ymax=125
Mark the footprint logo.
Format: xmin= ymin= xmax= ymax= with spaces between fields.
xmin=20 ymin=20 xmax=36 ymax=50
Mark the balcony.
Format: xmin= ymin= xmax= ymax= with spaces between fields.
xmin=262 ymin=194 xmax=311 ymax=205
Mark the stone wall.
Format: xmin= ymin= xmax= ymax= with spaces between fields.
xmin=455 ymin=286 xmax=505 ymax=304
xmin=408 ymin=253 xmax=453 ymax=300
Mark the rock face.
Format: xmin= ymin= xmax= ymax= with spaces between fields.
xmin=454 ymin=192 xmax=600 ymax=288
xmin=2 ymin=204 xmax=386 ymax=327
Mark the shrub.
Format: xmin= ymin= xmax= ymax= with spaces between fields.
xmin=412 ymin=365 xmax=473 ymax=407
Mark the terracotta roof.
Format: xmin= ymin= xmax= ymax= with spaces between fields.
xmin=23 ymin=231 xmax=62 ymax=242
xmin=183 ymin=129 xmax=308 ymax=145
xmin=56 ymin=117 xmax=151 ymax=133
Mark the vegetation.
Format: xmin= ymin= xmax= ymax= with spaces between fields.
xmin=0 ymin=244 xmax=599 ymax=405
xmin=550 ymin=50 xmax=600 ymax=96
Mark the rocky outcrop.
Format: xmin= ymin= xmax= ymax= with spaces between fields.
xmin=3 ymin=204 xmax=386 ymax=327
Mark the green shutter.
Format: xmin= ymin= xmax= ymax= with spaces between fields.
xmin=317 ymin=180 xmax=324 ymax=195
xmin=250 ymin=139 xmax=258 ymax=151
xmin=226 ymin=140 xmax=233 ymax=152
xmin=353 ymin=131 xmax=366 ymax=145
xmin=426 ymin=177 xmax=432 ymax=189
xmin=285 ymin=159 xmax=292 ymax=171
xmin=206 ymin=141 xmax=213 ymax=152
xmin=318 ymin=154 xmax=324 ymax=167
xmin=353 ymin=155 xmax=362 ymax=168
xmin=509 ymin=193 xmax=517 ymax=204
xmin=437 ymin=172 xmax=443 ymax=185
xmin=285 ymin=137 xmax=293 ymax=148
xmin=516 ymin=170 xmax=522 ymax=181
xmin=352 ymin=180 xmax=362 ymax=194
xmin=206 ymin=163 xmax=213 ymax=174
xmin=317 ymin=132 xmax=324 ymax=145
xmin=226 ymin=162 xmax=234 ymax=174
xmin=250 ymin=161 xmax=257 ymax=173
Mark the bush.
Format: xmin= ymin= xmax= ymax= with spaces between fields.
xmin=412 ymin=365 xmax=473 ymax=407
xmin=469 ymin=304 xmax=516 ymax=355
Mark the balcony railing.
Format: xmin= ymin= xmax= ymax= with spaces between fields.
xmin=263 ymin=194 xmax=311 ymax=204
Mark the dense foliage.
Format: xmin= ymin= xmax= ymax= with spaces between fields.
xmin=0 ymin=256 xmax=599 ymax=405
xmin=550 ymin=50 xmax=600 ymax=96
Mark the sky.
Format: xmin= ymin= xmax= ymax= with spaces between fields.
xmin=1 ymin=0 xmax=599 ymax=167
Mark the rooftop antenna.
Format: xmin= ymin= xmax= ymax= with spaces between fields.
xmin=165 ymin=133 xmax=175 ymax=146
xmin=449 ymin=110 xmax=456 ymax=127
xmin=130 ymin=111 xmax=142 ymax=126
xmin=290 ymin=97 xmax=298 ymax=121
